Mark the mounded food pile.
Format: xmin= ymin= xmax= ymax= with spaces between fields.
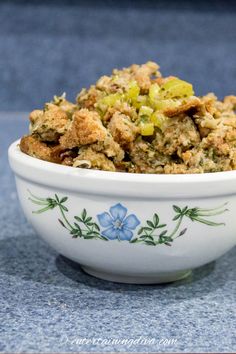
xmin=20 ymin=61 xmax=236 ymax=173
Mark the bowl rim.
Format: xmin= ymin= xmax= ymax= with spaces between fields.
xmin=8 ymin=139 xmax=236 ymax=198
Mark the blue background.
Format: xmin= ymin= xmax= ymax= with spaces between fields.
xmin=0 ymin=0 xmax=236 ymax=111
xmin=0 ymin=2 xmax=236 ymax=352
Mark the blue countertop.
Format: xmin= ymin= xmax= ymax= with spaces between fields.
xmin=0 ymin=113 xmax=235 ymax=353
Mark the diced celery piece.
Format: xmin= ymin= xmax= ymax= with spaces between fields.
xmin=159 ymin=78 xmax=194 ymax=99
xmin=139 ymin=105 xmax=153 ymax=117
xmin=154 ymin=99 xmax=181 ymax=111
xmin=126 ymin=81 xmax=140 ymax=101
xmin=149 ymin=83 xmax=160 ymax=104
xmin=150 ymin=112 xmax=168 ymax=130
xmin=96 ymin=93 xmax=123 ymax=112
xmin=102 ymin=93 xmax=123 ymax=106
xmin=132 ymin=95 xmax=148 ymax=109
xmin=140 ymin=122 xmax=154 ymax=136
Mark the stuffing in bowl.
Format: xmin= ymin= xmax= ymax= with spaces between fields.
xmin=19 ymin=61 xmax=236 ymax=174
xmin=8 ymin=61 xmax=236 ymax=283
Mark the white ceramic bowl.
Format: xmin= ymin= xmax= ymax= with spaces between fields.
xmin=9 ymin=140 xmax=236 ymax=284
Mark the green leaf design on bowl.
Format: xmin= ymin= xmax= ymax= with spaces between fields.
xmin=28 ymin=190 xmax=228 ymax=246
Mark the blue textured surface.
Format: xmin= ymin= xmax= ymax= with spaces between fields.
xmin=0 ymin=0 xmax=236 ymax=111
xmin=0 ymin=113 xmax=236 ymax=352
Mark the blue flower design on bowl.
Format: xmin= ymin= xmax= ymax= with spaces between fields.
xmin=97 ymin=203 xmax=140 ymax=241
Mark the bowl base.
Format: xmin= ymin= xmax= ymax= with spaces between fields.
xmin=81 ymin=266 xmax=192 ymax=284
